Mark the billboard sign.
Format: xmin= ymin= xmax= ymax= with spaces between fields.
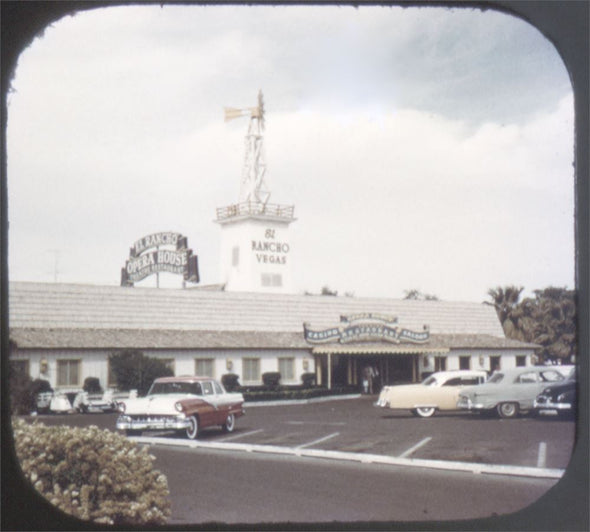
xmin=121 ymin=232 xmax=199 ymax=286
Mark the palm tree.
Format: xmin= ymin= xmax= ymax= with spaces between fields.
xmin=485 ymin=285 xmax=524 ymax=336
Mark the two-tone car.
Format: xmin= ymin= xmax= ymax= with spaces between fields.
xmin=116 ymin=376 xmax=245 ymax=439
xmin=457 ymin=366 xmax=565 ymax=418
xmin=375 ymin=370 xmax=488 ymax=417
xmin=533 ymin=367 xmax=577 ymax=419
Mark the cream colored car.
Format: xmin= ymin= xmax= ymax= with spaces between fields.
xmin=375 ymin=370 xmax=488 ymax=417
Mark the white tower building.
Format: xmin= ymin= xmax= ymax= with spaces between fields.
xmin=216 ymin=91 xmax=296 ymax=293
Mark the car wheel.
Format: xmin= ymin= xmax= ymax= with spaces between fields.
xmin=415 ymin=407 xmax=436 ymax=418
xmin=497 ymin=402 xmax=518 ymax=418
xmin=186 ymin=415 xmax=199 ymax=440
xmin=222 ymin=413 xmax=235 ymax=433
xmin=125 ymin=429 xmax=142 ymax=437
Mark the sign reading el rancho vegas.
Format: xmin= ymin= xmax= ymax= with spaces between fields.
xmin=252 ymin=228 xmax=290 ymax=265
xmin=121 ymin=232 xmax=199 ymax=286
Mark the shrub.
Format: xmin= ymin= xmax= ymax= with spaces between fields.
xmin=262 ymin=372 xmax=281 ymax=387
xmin=82 ymin=377 xmax=103 ymax=394
xmin=109 ymin=350 xmax=173 ymax=395
xmin=300 ymin=372 xmax=316 ymax=388
xmin=9 ymin=365 xmax=35 ymax=415
xmin=12 ymin=419 xmax=171 ymax=526
xmin=221 ymin=373 xmax=240 ymax=391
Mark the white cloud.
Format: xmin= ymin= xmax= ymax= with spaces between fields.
xmin=6 ymin=5 xmax=575 ymax=301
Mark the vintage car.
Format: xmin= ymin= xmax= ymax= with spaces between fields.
xmin=533 ymin=367 xmax=577 ymax=418
xmin=457 ymin=366 xmax=565 ymax=418
xmin=116 ymin=376 xmax=245 ymax=439
xmin=375 ymin=370 xmax=488 ymax=417
xmin=73 ymin=389 xmax=118 ymax=413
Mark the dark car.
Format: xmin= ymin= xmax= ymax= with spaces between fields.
xmin=533 ymin=367 xmax=576 ymax=419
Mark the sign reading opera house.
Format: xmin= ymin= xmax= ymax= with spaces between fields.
xmin=121 ymin=232 xmax=199 ymax=286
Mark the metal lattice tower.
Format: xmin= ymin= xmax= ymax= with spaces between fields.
xmin=224 ymin=90 xmax=270 ymax=205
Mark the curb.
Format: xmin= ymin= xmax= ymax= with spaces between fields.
xmin=244 ymin=394 xmax=362 ymax=407
xmin=134 ymin=436 xmax=565 ymax=480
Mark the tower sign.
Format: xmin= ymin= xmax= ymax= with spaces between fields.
xmin=217 ymin=92 xmax=296 ymax=293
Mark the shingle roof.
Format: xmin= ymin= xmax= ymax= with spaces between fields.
xmin=9 ymin=281 xmax=505 ymax=337
xmin=9 ymin=328 xmax=536 ymax=351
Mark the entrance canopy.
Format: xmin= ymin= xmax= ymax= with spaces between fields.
xmin=311 ymin=345 xmax=450 ymax=355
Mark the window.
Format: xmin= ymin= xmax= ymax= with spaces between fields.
xmin=202 ymin=381 xmax=214 ymax=395
xmin=213 ymin=381 xmax=223 ymax=394
xmin=459 ymin=356 xmax=471 ymax=370
xmin=434 ymin=357 xmax=447 ymax=372
xmin=517 ymin=372 xmax=539 ymax=383
xmin=490 ymin=356 xmax=501 ymax=372
xmin=232 ymin=246 xmax=239 ymax=267
xmin=243 ymin=358 xmax=260 ymax=382
xmin=261 ymin=273 xmax=282 ymax=287
xmin=195 ymin=358 xmax=214 ymax=378
xmin=57 ymin=359 xmax=80 ymax=387
xmin=516 ymin=355 xmax=527 ymax=367
xmin=278 ymin=358 xmax=295 ymax=381
xmin=159 ymin=358 xmax=175 ymax=374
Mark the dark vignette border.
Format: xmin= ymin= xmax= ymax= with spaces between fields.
xmin=1 ymin=1 xmax=588 ymax=531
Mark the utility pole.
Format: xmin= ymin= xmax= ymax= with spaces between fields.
xmin=47 ymin=249 xmax=61 ymax=282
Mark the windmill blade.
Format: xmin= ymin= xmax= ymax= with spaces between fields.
xmin=224 ymin=107 xmax=248 ymax=121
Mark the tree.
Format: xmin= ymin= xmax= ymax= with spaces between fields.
xmin=484 ymin=285 xmax=525 ymax=337
xmin=403 ymin=289 xmax=439 ymax=301
xmin=109 ymin=350 xmax=173 ymax=395
xmin=527 ymin=287 xmax=577 ymax=363
xmin=485 ymin=285 xmax=577 ymax=364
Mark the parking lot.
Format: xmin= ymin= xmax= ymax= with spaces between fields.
xmin=24 ymin=395 xmax=576 ymax=474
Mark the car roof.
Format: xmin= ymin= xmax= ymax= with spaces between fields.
xmin=492 ymin=366 xmax=563 ymax=376
xmin=153 ymin=376 xmax=214 ymax=383
xmin=431 ymin=370 xmax=488 ymax=378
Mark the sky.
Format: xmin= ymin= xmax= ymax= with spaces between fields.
xmin=6 ymin=4 xmax=575 ymax=303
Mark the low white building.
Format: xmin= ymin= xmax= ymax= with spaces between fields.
xmin=9 ymin=281 xmax=538 ymax=392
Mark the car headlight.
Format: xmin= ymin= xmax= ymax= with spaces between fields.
xmin=174 ymin=401 xmax=183 ymax=412
xmin=557 ymin=393 xmax=568 ymax=402
xmin=117 ymin=401 xmax=126 ymax=413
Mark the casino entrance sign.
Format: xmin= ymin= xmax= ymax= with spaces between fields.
xmin=121 ymin=232 xmax=199 ymax=287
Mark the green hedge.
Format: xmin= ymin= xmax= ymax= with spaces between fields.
xmin=12 ymin=419 xmax=171 ymax=526
xmin=240 ymin=385 xmax=359 ymax=402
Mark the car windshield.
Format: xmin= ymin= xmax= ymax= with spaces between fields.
xmin=488 ymin=373 xmax=504 ymax=384
xmin=148 ymin=381 xmax=203 ymax=395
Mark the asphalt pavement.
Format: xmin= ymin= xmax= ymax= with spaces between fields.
xmin=12 ymin=395 xmax=582 ymax=528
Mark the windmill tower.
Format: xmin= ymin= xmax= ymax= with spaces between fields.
xmin=216 ymin=91 xmax=296 ymax=293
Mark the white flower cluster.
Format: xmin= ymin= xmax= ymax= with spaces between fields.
xmin=12 ymin=419 xmax=171 ymax=525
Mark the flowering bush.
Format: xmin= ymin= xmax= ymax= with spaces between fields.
xmin=12 ymin=419 xmax=171 ymax=525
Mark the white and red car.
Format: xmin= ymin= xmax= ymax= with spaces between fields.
xmin=116 ymin=376 xmax=245 ymax=439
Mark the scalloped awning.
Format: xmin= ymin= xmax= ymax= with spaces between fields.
xmin=311 ymin=345 xmax=450 ymax=355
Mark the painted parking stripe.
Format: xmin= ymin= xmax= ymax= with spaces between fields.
xmin=286 ymin=421 xmax=346 ymax=426
xmin=296 ymin=432 xmax=340 ymax=450
xmin=220 ymin=429 xmax=264 ymax=442
xmin=399 ymin=437 xmax=432 ymax=458
xmin=537 ymin=442 xmax=547 ymax=468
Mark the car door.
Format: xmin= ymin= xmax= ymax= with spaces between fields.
xmin=510 ymin=371 xmax=543 ymax=409
xmin=199 ymin=381 xmax=221 ymax=426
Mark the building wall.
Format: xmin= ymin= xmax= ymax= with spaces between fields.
xmin=421 ymin=349 xmax=534 ymax=375
xmin=10 ymin=347 xmax=314 ymax=390
xmin=219 ymin=217 xmax=294 ymax=293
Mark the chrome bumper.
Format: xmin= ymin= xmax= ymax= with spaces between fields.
xmin=533 ymin=399 xmax=572 ymax=411
xmin=457 ymin=397 xmax=485 ymax=410
xmin=116 ymin=414 xmax=191 ymax=431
